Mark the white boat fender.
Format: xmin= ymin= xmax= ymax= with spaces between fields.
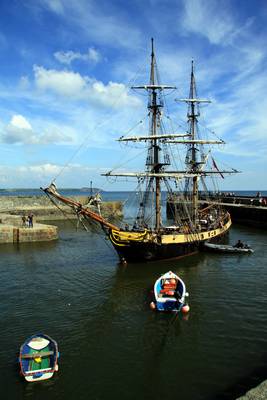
xmin=182 ymin=304 xmax=190 ymax=313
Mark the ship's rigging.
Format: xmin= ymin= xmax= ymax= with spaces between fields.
xmin=103 ymin=40 xmax=237 ymax=232
xmin=43 ymin=39 xmax=239 ymax=262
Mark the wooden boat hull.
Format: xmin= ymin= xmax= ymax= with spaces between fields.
xmin=154 ymin=271 xmax=188 ymax=312
xmin=19 ymin=333 xmax=59 ymax=382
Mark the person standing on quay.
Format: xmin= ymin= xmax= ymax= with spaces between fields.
xmin=28 ymin=213 xmax=33 ymax=228
xmin=22 ymin=215 xmax=27 ymax=227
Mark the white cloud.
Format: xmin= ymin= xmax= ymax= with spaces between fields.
xmin=34 ymin=65 xmax=87 ymax=97
xmin=33 ymin=65 xmax=141 ymax=108
xmin=19 ymin=76 xmax=30 ymax=90
xmin=3 ymin=115 xmax=36 ymax=144
xmin=0 ymin=162 xmax=106 ymax=188
xmin=0 ymin=163 xmax=63 ymax=187
xmin=89 ymin=80 xmax=139 ymax=108
xmin=32 ymin=0 xmax=142 ymax=49
xmin=27 ymin=163 xmax=63 ymax=175
xmin=1 ymin=114 xmax=73 ymax=145
xmin=41 ymin=0 xmax=64 ymax=15
xmin=181 ymin=0 xmax=237 ymax=45
xmin=11 ymin=115 xmax=32 ymax=130
xmin=54 ymin=47 xmax=102 ymax=65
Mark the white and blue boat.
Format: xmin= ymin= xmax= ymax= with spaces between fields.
xmin=19 ymin=333 xmax=59 ymax=382
xmin=153 ymin=271 xmax=189 ymax=312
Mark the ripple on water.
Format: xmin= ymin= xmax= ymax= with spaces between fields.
xmin=0 ymin=223 xmax=266 ymax=400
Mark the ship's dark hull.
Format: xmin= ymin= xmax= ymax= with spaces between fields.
xmin=111 ymin=240 xmax=199 ymax=262
xmin=109 ymin=223 xmax=230 ymax=263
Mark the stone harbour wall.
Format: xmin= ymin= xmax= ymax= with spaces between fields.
xmin=0 ymin=221 xmax=58 ymax=244
xmin=0 ymin=205 xmax=59 ymax=244
xmin=18 ymin=224 xmax=58 ymax=242
xmin=0 ymin=225 xmax=14 ymax=243
xmin=0 ymin=195 xmax=122 ymax=244
xmin=0 ymin=195 xmax=123 ymax=220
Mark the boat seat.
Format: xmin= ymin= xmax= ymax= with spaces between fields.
xmin=160 ymin=289 xmax=175 ymax=295
xmin=162 ymin=284 xmax=176 ymax=290
xmin=25 ymin=367 xmax=52 ymax=374
xmin=21 ymin=351 xmax=54 ymax=359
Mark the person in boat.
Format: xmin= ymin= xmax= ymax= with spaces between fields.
xmin=234 ymin=239 xmax=244 ymax=248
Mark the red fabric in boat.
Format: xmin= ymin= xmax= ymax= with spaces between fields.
xmin=163 ymin=284 xmax=176 ymax=289
xmin=160 ymin=289 xmax=175 ymax=295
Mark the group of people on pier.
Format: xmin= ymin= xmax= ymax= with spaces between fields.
xmin=22 ymin=213 xmax=34 ymax=228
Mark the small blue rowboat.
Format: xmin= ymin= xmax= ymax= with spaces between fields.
xmin=19 ymin=333 xmax=59 ymax=382
xmin=153 ymin=271 xmax=190 ymax=312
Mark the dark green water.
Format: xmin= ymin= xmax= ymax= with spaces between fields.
xmin=0 ymin=221 xmax=266 ymax=400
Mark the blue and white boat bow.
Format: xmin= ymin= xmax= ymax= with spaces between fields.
xmin=153 ymin=271 xmax=189 ymax=312
xmin=19 ymin=333 xmax=59 ymax=382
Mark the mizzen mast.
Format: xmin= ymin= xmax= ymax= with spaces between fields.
xmin=177 ymin=61 xmax=211 ymax=224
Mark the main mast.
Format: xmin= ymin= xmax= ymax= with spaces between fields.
xmin=121 ymin=38 xmax=176 ymax=231
xmin=150 ymin=38 xmax=161 ymax=230
xmin=189 ymin=61 xmax=198 ymax=223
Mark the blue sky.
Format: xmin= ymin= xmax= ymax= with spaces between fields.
xmin=0 ymin=0 xmax=266 ymax=190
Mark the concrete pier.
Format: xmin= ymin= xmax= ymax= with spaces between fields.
xmin=166 ymin=197 xmax=267 ymax=229
xmin=0 ymin=214 xmax=58 ymax=243
xmin=0 ymin=195 xmax=123 ymax=220
xmin=220 ymin=202 xmax=267 ymax=228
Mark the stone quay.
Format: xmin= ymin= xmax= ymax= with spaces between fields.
xmin=0 ymin=195 xmax=123 ymax=244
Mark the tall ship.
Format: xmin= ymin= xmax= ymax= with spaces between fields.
xmin=43 ymin=39 xmax=237 ymax=263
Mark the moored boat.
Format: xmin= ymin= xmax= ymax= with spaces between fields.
xmin=203 ymin=242 xmax=254 ymax=254
xmin=19 ymin=333 xmax=59 ymax=382
xmin=152 ymin=271 xmax=189 ymax=312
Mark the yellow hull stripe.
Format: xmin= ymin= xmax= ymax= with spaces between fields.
xmin=110 ymin=217 xmax=232 ymax=246
xmin=161 ymin=218 xmax=232 ymax=244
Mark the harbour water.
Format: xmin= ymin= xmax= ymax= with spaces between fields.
xmin=0 ymin=192 xmax=267 ymax=399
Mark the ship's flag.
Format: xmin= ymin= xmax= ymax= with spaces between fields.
xmin=212 ymin=157 xmax=224 ymax=179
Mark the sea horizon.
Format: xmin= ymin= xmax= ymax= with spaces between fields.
xmin=0 ymin=188 xmax=267 ymax=193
